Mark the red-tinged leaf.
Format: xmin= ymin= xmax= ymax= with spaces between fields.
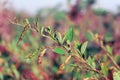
xmin=26 ymin=48 xmax=41 ymax=59
xmin=38 ymin=49 xmax=47 ymax=64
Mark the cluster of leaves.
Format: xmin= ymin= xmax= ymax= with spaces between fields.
xmin=12 ymin=18 xmax=120 ymax=80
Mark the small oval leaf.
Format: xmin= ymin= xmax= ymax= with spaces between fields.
xmin=81 ymin=41 xmax=88 ymax=54
xmin=53 ymin=47 xmax=66 ymax=55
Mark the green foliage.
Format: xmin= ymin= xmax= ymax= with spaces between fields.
xmin=1 ymin=1 xmax=120 ymax=79
xmin=52 ymin=66 xmax=59 ymax=73
xmin=113 ymin=71 xmax=120 ymax=80
xmin=11 ymin=16 xmax=120 ymax=80
xmin=40 ymin=26 xmax=45 ymax=35
xmin=94 ymin=8 xmax=107 ymax=15
xmin=54 ymin=11 xmax=66 ymax=20
xmin=26 ymin=48 xmax=41 ymax=59
xmin=35 ymin=17 xmax=39 ymax=27
xmin=81 ymin=41 xmax=88 ymax=54
xmin=75 ymin=41 xmax=88 ymax=56
xmin=53 ymin=47 xmax=66 ymax=55
xmin=85 ymin=31 xmax=94 ymax=41
xmin=85 ymin=72 xmax=94 ymax=78
xmin=17 ymin=24 xmax=29 ymax=44
xmin=11 ymin=65 xmax=19 ymax=79
xmin=56 ymin=32 xmax=63 ymax=44
xmin=101 ymin=63 xmax=108 ymax=76
xmin=104 ymin=32 xmax=113 ymax=42
xmin=87 ymin=57 xmax=96 ymax=68
xmin=0 ymin=73 xmax=3 ymax=80
xmin=106 ymin=45 xmax=113 ymax=55
xmin=65 ymin=27 xmax=73 ymax=42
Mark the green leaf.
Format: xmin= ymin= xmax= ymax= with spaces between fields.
xmin=113 ymin=71 xmax=120 ymax=80
xmin=40 ymin=27 xmax=44 ymax=35
xmin=35 ymin=17 xmax=38 ymax=27
xmin=81 ymin=41 xmax=88 ymax=54
xmin=52 ymin=66 xmax=59 ymax=73
xmin=11 ymin=65 xmax=19 ymax=79
xmin=106 ymin=45 xmax=113 ymax=55
xmin=65 ymin=27 xmax=73 ymax=42
xmin=76 ymin=44 xmax=82 ymax=53
xmin=85 ymin=31 xmax=94 ymax=41
xmin=69 ymin=64 xmax=78 ymax=67
xmin=25 ymin=18 xmax=30 ymax=24
xmin=87 ymin=57 xmax=96 ymax=68
xmin=53 ymin=47 xmax=66 ymax=55
xmin=101 ymin=63 xmax=108 ymax=76
xmin=57 ymin=32 xmax=63 ymax=44
xmin=85 ymin=72 xmax=94 ymax=78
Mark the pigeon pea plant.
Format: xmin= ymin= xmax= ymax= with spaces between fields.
xmin=11 ymin=17 xmax=120 ymax=80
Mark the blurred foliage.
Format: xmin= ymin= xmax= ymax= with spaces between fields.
xmin=0 ymin=0 xmax=120 ymax=80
